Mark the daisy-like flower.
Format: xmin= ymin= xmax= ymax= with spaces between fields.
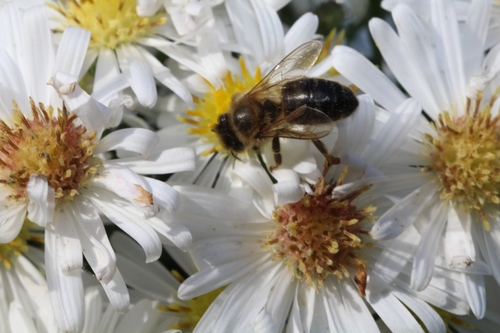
xmin=173 ymin=96 xmax=470 ymax=333
xmin=173 ymin=181 xmax=470 ymax=332
xmin=332 ymin=0 xmax=497 ymax=317
xmin=44 ymin=0 xmax=193 ymax=108
xmin=0 ymin=4 xmax=195 ymax=332
xmin=156 ymin=1 xmax=346 ymax=189
xmin=111 ymin=232 xmax=223 ymax=332
xmin=0 ymin=221 xmax=58 ymax=333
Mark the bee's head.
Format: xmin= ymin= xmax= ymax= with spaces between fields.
xmin=213 ymin=113 xmax=246 ymax=153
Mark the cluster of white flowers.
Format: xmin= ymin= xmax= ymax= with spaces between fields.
xmin=0 ymin=0 xmax=499 ymax=332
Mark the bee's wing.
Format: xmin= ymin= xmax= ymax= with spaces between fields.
xmin=246 ymin=40 xmax=323 ymax=101
xmin=260 ymin=105 xmax=335 ymax=139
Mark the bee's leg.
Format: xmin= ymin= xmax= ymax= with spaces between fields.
xmin=269 ymin=136 xmax=282 ymax=172
xmin=231 ymin=151 xmax=242 ymax=161
xmin=312 ymin=139 xmax=340 ymax=174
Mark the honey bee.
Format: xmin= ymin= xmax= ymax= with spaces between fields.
xmin=213 ymin=40 xmax=359 ymax=172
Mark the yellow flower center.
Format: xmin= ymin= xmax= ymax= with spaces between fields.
xmin=0 ymin=99 xmax=99 ymax=203
xmin=50 ymin=0 xmax=167 ymax=50
xmin=0 ymin=220 xmax=41 ymax=270
xmin=159 ymin=285 xmax=224 ymax=330
xmin=264 ymin=175 xmax=375 ymax=294
xmin=178 ymin=58 xmax=262 ymax=156
xmin=423 ymin=95 xmax=500 ymax=231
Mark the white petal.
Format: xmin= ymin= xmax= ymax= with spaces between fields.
xmin=444 ymin=206 xmax=475 ymax=268
xmin=390 ymin=289 xmax=446 ymax=333
xmin=100 ymin=270 xmax=130 ymax=312
xmin=45 ymin=221 xmax=84 ymax=333
xmin=324 ymin=279 xmax=379 ymax=332
xmin=226 ymin=0 xmax=266 ymax=66
xmin=141 ymin=48 xmax=193 ymax=105
xmin=50 ymin=72 xmax=112 ymax=136
xmin=411 ymin=203 xmax=447 ymax=291
xmin=476 ymin=215 xmax=500 ymax=284
xmin=82 ymin=287 xmax=103 ymax=333
xmin=371 ymin=182 xmax=439 ymax=240
xmin=391 ymin=4 xmax=449 ymax=116
xmin=370 ymin=15 xmax=441 ymax=117
xmin=93 ymin=47 xmax=121 ymax=92
xmin=462 ymin=273 xmax=486 ymax=319
xmin=368 ymin=226 xmax=421 ymax=293
xmin=13 ymin=255 xmax=55 ymax=326
xmin=332 ymin=45 xmax=406 ymax=112
xmin=335 ymin=94 xmax=376 ymax=157
xmin=288 ymin=286 xmax=315 ymax=333
xmin=212 ymin=262 xmax=292 ymax=333
xmin=145 ymin=213 xmax=192 ymax=251
xmin=26 ymin=174 xmax=54 ymax=227
xmin=431 ymin=0 xmax=466 ymax=113
xmin=92 ymin=163 xmax=157 ymax=217
xmin=232 ymin=157 xmax=275 ymax=217
xmin=53 ymin=209 xmax=83 ymax=273
xmin=1 ymin=3 xmax=25 ymax=77
xmin=23 ymin=5 xmax=53 ymax=106
xmin=366 ymin=290 xmax=424 ymax=333
xmin=272 ymin=180 xmax=304 ymax=206
xmin=462 ymin=0 xmax=490 ymax=81
xmin=111 ymin=147 xmax=196 ymax=174
xmin=136 ymin=0 xmax=162 ymax=16
xmin=71 ymin=197 xmax=116 ymax=284
xmin=174 ymin=185 xmax=262 ymax=222
xmin=127 ymin=57 xmax=157 ymax=108
xmin=0 ymin=202 xmax=27 ymax=243
xmin=403 ymin=267 xmax=470 ymax=315
xmin=54 ymin=26 xmax=91 ymax=78
xmin=95 ymin=128 xmax=159 ymax=156
xmin=87 ymin=189 xmax=162 ymax=263
xmin=178 ymin=253 xmax=270 ymax=300
xmin=250 ymin=0 xmax=284 ymax=66
xmin=142 ymin=177 xmax=180 ymax=214
xmin=112 ymin=233 xmax=180 ymax=303
xmin=284 ymin=13 xmax=318 ymax=54
xmin=363 ymin=98 xmax=422 ymax=168
xmin=0 ymin=50 xmax=30 ymax=120
xmin=9 ymin=301 xmax=38 ymax=333
xmin=114 ymin=299 xmax=160 ymax=332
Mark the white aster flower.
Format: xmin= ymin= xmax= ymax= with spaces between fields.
xmin=44 ymin=0 xmax=193 ymax=108
xmin=173 ymin=174 xmax=470 ymax=333
xmin=155 ymin=1 xmax=346 ymax=190
xmin=0 ymin=4 xmax=195 ymax=332
xmin=332 ymin=0 xmax=498 ymax=318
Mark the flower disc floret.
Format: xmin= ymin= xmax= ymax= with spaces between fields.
xmin=0 ymin=99 xmax=99 ymax=202
xmin=50 ymin=0 xmax=167 ymax=50
xmin=265 ymin=177 xmax=375 ymax=293
xmin=423 ymin=98 xmax=500 ymax=231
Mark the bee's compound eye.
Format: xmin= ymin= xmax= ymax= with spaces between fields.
xmin=233 ymin=105 xmax=257 ymax=134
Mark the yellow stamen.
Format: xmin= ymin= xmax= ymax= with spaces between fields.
xmin=49 ymin=0 xmax=167 ymax=50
